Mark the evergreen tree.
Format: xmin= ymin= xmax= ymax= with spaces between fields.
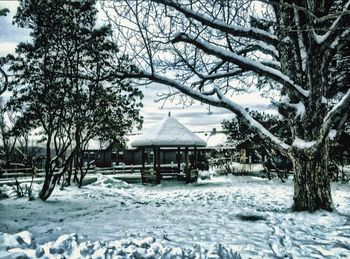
xmin=222 ymin=111 xmax=292 ymax=181
xmin=8 ymin=0 xmax=143 ymax=200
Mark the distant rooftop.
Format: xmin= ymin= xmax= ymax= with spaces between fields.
xmin=131 ymin=114 xmax=207 ymax=147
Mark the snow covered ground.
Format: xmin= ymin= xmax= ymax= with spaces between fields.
xmin=1 ymin=174 xmax=350 ymax=258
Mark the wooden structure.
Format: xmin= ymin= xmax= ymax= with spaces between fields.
xmin=131 ymin=113 xmax=207 ymax=184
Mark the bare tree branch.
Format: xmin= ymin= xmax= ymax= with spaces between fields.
xmin=318 ymin=89 xmax=350 ymax=145
xmin=120 ymin=70 xmax=290 ymax=152
xmin=151 ymin=0 xmax=278 ymax=45
xmin=172 ymin=32 xmax=310 ymax=100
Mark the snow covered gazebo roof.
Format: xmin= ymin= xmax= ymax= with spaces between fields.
xmin=131 ymin=114 xmax=207 ymax=147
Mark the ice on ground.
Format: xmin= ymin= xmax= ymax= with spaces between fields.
xmin=1 ymin=174 xmax=350 ymax=258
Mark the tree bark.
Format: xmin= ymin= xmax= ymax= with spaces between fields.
xmin=39 ymin=133 xmax=53 ymax=200
xmin=66 ymin=158 xmax=73 ymax=186
xmin=291 ymin=145 xmax=333 ymax=212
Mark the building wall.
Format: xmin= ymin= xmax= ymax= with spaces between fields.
xmin=81 ymin=147 xmax=207 ymax=168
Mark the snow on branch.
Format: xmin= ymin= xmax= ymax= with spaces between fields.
xmin=260 ymin=60 xmax=281 ymax=70
xmin=319 ymin=89 xmax=350 ymax=144
xmin=292 ymin=137 xmax=316 ymax=150
xmin=151 ymin=0 xmax=278 ymax=45
xmin=119 ymin=70 xmax=291 ymax=152
xmin=172 ymin=33 xmax=310 ymax=100
xmin=294 ymin=8 xmax=308 ymax=72
xmin=192 ymin=69 xmax=245 ymax=86
xmin=246 ymin=42 xmax=279 ymax=59
xmin=219 ymin=97 xmax=291 ymax=151
xmin=312 ymin=0 xmax=350 ymax=46
xmin=279 ymin=95 xmax=306 ymax=119
xmin=330 ymin=28 xmax=350 ymax=49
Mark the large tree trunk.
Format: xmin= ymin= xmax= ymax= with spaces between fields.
xmin=39 ymin=149 xmax=78 ymax=201
xmin=291 ymin=144 xmax=333 ymax=212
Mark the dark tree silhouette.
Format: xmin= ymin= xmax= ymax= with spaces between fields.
xmin=8 ymin=0 xmax=143 ymax=200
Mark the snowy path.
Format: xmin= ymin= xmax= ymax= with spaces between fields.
xmin=1 ymin=175 xmax=350 ymax=258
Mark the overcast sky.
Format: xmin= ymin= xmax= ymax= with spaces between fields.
xmin=0 ymin=0 xmax=270 ymax=135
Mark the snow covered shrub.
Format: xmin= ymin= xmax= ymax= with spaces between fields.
xmin=9 ymin=177 xmax=35 ymax=200
xmin=2 ymin=231 xmax=243 ymax=258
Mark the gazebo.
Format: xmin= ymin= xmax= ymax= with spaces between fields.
xmin=131 ymin=113 xmax=207 ymax=184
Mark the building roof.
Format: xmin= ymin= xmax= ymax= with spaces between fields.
xmin=131 ymin=114 xmax=207 ymax=147
xmin=196 ymin=132 xmax=228 ymax=148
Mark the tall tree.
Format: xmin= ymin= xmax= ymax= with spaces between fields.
xmin=104 ymin=0 xmax=350 ymax=211
xmin=9 ymin=0 xmax=143 ymax=200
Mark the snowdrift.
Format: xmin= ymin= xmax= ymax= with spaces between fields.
xmin=1 ymin=231 xmax=241 ymax=259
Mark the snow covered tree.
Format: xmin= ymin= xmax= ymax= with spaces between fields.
xmin=8 ymin=0 xmax=143 ymax=200
xmin=104 ymin=0 xmax=350 ymax=211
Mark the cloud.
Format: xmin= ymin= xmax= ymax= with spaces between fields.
xmin=0 ymin=1 xmax=30 ymax=57
xmin=0 ymin=41 xmax=17 ymax=56
xmin=0 ymin=1 xmax=18 ymax=14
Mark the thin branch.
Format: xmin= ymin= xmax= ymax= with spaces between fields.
xmin=192 ymin=69 xmax=245 ymax=85
xmin=151 ymin=0 xmax=278 ymax=45
xmin=172 ymin=32 xmax=310 ymax=100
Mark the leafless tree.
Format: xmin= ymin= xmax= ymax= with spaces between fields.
xmin=103 ymin=0 xmax=350 ymax=211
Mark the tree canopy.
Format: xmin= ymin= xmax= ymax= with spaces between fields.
xmin=8 ymin=0 xmax=143 ymax=200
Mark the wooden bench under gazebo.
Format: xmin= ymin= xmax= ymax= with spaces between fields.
xmin=131 ymin=113 xmax=207 ymax=184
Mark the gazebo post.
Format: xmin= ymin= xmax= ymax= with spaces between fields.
xmin=194 ymin=147 xmax=198 ymax=169
xmin=153 ymin=146 xmax=156 ymax=171
xmin=156 ymin=147 xmax=161 ymax=184
xmin=185 ymin=147 xmax=190 ymax=183
xmin=141 ymin=147 xmax=145 ymax=172
xmin=141 ymin=147 xmax=145 ymax=183
xmin=177 ymin=147 xmax=181 ymax=173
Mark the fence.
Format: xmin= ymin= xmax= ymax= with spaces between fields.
xmin=0 ymin=163 xmax=179 ymax=180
